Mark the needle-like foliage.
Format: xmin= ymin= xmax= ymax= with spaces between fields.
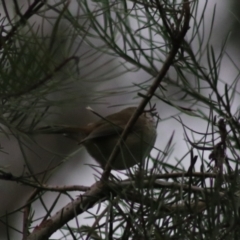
xmin=0 ymin=1 xmax=239 ymax=240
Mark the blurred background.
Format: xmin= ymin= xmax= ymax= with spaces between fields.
xmin=0 ymin=0 xmax=239 ymax=239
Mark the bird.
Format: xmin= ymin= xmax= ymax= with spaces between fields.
xmin=35 ymin=107 xmax=157 ymax=170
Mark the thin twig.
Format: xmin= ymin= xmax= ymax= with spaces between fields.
xmin=0 ymin=0 xmax=45 ymax=50
xmin=2 ymin=56 xmax=79 ymax=99
xmin=101 ymin=0 xmax=191 ymax=181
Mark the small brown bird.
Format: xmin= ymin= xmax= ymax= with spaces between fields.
xmin=37 ymin=107 xmax=157 ymax=170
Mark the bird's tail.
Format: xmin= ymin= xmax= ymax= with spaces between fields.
xmin=33 ymin=125 xmax=86 ymax=143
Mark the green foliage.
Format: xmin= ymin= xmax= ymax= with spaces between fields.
xmin=0 ymin=0 xmax=239 ymax=240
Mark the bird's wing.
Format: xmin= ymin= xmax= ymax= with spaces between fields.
xmin=80 ymin=123 xmax=123 ymax=143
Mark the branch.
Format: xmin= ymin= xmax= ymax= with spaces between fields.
xmin=0 ymin=0 xmax=45 ymax=49
xmin=26 ymin=181 xmax=105 ymax=240
xmin=25 ymin=173 xmax=226 ymax=240
xmin=101 ymin=0 xmax=191 ymax=180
